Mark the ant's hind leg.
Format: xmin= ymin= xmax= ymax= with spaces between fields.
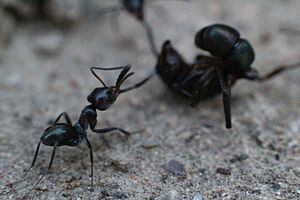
xmin=24 ymin=142 xmax=58 ymax=198
xmin=8 ymin=142 xmax=41 ymax=194
xmin=53 ymin=112 xmax=72 ymax=125
xmin=86 ymin=138 xmax=94 ymax=188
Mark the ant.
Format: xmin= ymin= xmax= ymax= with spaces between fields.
xmin=95 ymin=0 xmax=189 ymax=57
xmin=8 ymin=65 xmax=151 ymax=197
xmin=147 ymin=24 xmax=300 ymax=129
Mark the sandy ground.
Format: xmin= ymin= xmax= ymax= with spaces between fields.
xmin=1 ymin=0 xmax=300 ymax=199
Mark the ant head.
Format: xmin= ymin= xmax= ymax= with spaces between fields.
xmin=123 ymin=0 xmax=145 ymax=20
xmin=156 ymin=40 xmax=188 ymax=77
xmin=88 ymin=65 xmax=134 ymax=111
xmin=195 ymin=24 xmax=255 ymax=72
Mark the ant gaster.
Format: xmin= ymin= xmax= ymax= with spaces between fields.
xmin=9 ymin=65 xmax=151 ymax=197
xmin=153 ymin=24 xmax=300 ymax=129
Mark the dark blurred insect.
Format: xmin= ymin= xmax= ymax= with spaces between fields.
xmin=8 ymin=65 xmax=151 ymax=197
xmin=146 ymin=24 xmax=300 ymax=129
xmin=3 ymin=0 xmax=47 ymax=20
xmin=94 ymin=0 xmax=188 ymax=57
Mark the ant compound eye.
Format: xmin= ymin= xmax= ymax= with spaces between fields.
xmin=227 ymin=39 xmax=255 ymax=70
xmin=195 ymin=24 xmax=240 ymax=58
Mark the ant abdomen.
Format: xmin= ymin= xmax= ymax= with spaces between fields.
xmin=227 ymin=39 xmax=255 ymax=70
xmin=195 ymin=24 xmax=240 ymax=58
xmin=195 ymin=24 xmax=255 ymax=71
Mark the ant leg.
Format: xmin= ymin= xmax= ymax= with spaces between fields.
xmin=93 ymin=6 xmax=119 ymax=19
xmin=217 ymin=69 xmax=232 ymax=129
xmin=86 ymin=138 xmax=94 ymax=188
xmin=146 ymin=0 xmax=190 ymax=5
xmin=8 ymin=142 xmax=41 ymax=194
xmin=53 ymin=112 xmax=72 ymax=125
xmin=242 ymin=62 xmax=300 ymax=81
xmin=260 ymin=62 xmax=300 ymax=81
xmin=190 ymin=67 xmax=217 ymax=106
xmin=140 ymin=20 xmax=159 ymax=57
xmin=110 ymin=6 xmax=122 ymax=38
xmin=24 ymin=142 xmax=58 ymax=198
xmin=91 ymin=127 xmax=131 ymax=136
xmin=120 ymin=71 xmax=156 ymax=93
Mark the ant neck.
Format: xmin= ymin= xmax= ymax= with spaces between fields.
xmin=77 ymin=105 xmax=98 ymax=132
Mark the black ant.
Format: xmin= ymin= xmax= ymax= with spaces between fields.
xmin=147 ymin=24 xmax=300 ymax=129
xmin=95 ymin=0 xmax=188 ymax=57
xmin=8 ymin=65 xmax=151 ymax=197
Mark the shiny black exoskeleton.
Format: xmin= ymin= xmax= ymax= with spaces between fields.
xmin=123 ymin=0 xmax=145 ymax=20
xmin=9 ymin=65 xmax=151 ymax=197
xmin=155 ymin=24 xmax=300 ymax=129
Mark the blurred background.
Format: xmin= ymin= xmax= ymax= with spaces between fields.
xmin=0 ymin=0 xmax=300 ymax=199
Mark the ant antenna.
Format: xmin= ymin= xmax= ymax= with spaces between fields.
xmin=90 ymin=66 xmax=128 ymax=87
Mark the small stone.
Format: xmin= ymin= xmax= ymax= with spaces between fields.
xmin=45 ymin=0 xmax=82 ymax=26
xmin=229 ymin=154 xmax=249 ymax=163
xmin=163 ymin=160 xmax=187 ymax=178
xmin=192 ymin=192 xmax=203 ymax=200
xmin=155 ymin=190 xmax=179 ymax=200
xmin=216 ymin=167 xmax=231 ymax=176
xmin=34 ymin=32 xmax=63 ymax=55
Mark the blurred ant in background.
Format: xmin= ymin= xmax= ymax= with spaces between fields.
xmin=144 ymin=24 xmax=300 ymax=129
xmin=8 ymin=65 xmax=151 ymax=198
xmin=93 ymin=0 xmax=189 ymax=57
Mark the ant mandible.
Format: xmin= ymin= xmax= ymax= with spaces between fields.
xmin=9 ymin=65 xmax=151 ymax=197
xmin=150 ymin=24 xmax=300 ymax=129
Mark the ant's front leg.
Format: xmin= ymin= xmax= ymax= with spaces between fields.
xmin=91 ymin=127 xmax=131 ymax=135
xmin=217 ymin=69 xmax=232 ymax=129
xmin=85 ymin=137 xmax=94 ymax=188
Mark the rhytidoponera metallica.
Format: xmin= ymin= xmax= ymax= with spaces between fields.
xmin=144 ymin=24 xmax=300 ymax=129
xmin=8 ymin=65 xmax=151 ymax=197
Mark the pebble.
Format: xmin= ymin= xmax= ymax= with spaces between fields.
xmin=192 ymin=192 xmax=203 ymax=200
xmin=45 ymin=0 xmax=82 ymax=26
xmin=155 ymin=190 xmax=179 ymax=200
xmin=34 ymin=32 xmax=64 ymax=55
xmin=216 ymin=167 xmax=232 ymax=176
xmin=163 ymin=160 xmax=187 ymax=178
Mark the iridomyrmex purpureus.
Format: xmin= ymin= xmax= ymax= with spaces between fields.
xmin=8 ymin=65 xmax=151 ymax=198
xmin=144 ymin=24 xmax=300 ymax=129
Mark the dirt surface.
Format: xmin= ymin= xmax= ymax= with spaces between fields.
xmin=1 ymin=0 xmax=300 ymax=199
